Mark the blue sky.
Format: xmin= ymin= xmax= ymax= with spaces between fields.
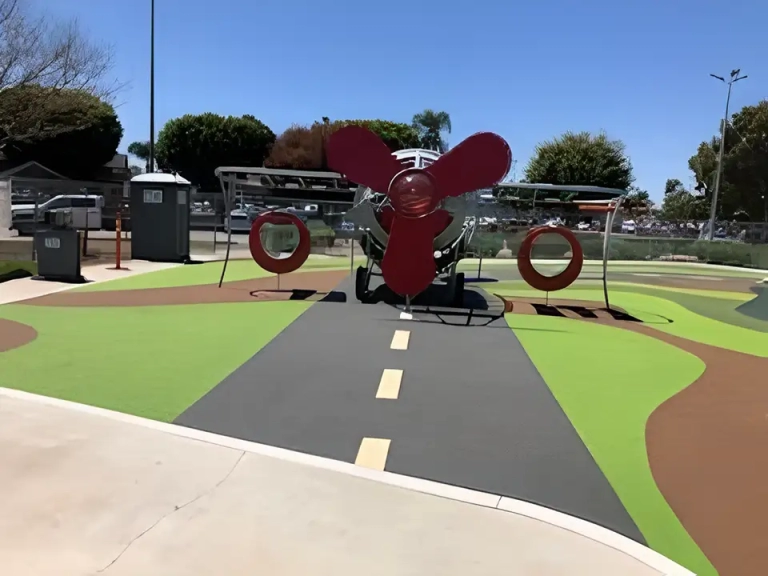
xmin=41 ymin=0 xmax=765 ymax=201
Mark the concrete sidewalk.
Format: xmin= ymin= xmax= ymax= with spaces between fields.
xmin=0 ymin=389 xmax=693 ymax=576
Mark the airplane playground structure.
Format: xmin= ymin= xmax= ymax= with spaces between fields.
xmin=214 ymin=126 xmax=627 ymax=313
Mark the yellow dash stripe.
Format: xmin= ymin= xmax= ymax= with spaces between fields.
xmin=376 ymin=369 xmax=403 ymax=399
xmin=355 ymin=438 xmax=391 ymax=470
xmin=390 ymin=330 xmax=410 ymax=350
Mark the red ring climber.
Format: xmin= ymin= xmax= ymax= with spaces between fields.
xmin=249 ymin=211 xmax=311 ymax=274
xmin=517 ymin=226 xmax=584 ymax=292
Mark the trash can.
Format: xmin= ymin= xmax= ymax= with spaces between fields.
xmin=33 ymin=209 xmax=85 ymax=283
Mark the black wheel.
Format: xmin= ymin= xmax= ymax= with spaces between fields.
xmin=355 ymin=266 xmax=371 ymax=303
xmin=453 ymin=272 xmax=465 ymax=307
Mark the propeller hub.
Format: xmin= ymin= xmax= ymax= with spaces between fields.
xmin=388 ymin=168 xmax=438 ymax=218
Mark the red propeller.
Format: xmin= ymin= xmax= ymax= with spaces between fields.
xmin=327 ymin=126 xmax=512 ymax=298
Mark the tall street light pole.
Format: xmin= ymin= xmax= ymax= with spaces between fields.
xmin=148 ymin=0 xmax=156 ymax=173
xmin=707 ymin=69 xmax=747 ymax=240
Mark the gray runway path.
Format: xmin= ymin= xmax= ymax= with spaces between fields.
xmin=175 ymin=278 xmax=644 ymax=542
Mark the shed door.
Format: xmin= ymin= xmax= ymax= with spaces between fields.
xmin=176 ymin=187 xmax=190 ymax=257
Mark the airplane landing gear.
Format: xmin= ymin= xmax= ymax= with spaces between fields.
xmin=452 ymin=272 xmax=465 ymax=307
xmin=355 ymin=265 xmax=372 ymax=303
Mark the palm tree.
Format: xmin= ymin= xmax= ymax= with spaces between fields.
xmin=412 ymin=109 xmax=451 ymax=153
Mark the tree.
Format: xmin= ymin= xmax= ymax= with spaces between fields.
xmin=659 ymin=184 xmax=708 ymax=222
xmin=722 ymin=101 xmax=768 ymax=221
xmin=688 ymin=100 xmax=768 ymax=221
xmin=343 ymin=119 xmax=421 ymax=151
xmin=524 ymin=131 xmax=634 ymax=190
xmin=127 ymin=140 xmax=151 ymax=172
xmin=156 ymin=113 xmax=276 ymax=190
xmin=0 ymin=0 xmax=122 ymax=145
xmin=664 ymin=178 xmax=685 ymax=195
xmin=265 ymin=118 xmax=420 ymax=170
xmin=0 ymin=85 xmax=123 ymax=178
xmin=623 ymin=186 xmax=651 ymax=220
xmin=412 ymin=109 xmax=451 ymax=152
xmin=264 ymin=123 xmax=324 ymax=170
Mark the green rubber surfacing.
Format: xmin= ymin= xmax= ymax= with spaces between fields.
xmin=508 ymin=314 xmax=715 ymax=576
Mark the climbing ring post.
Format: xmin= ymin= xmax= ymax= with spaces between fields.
xmin=249 ymin=211 xmax=311 ymax=274
xmin=517 ymin=226 xmax=584 ymax=292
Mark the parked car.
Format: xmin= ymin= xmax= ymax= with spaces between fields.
xmin=12 ymin=194 xmax=104 ymax=235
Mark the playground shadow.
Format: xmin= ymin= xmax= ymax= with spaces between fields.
xmin=736 ymin=285 xmax=768 ymax=322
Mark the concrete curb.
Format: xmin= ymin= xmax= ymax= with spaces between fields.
xmin=0 ymin=387 xmax=695 ymax=576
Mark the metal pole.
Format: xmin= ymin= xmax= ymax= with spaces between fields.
xmin=708 ymin=82 xmax=731 ymax=241
xmin=148 ymin=0 xmax=156 ymax=173
xmin=115 ymin=211 xmax=122 ymax=269
xmin=82 ymin=188 xmax=90 ymax=257
xmin=707 ymin=71 xmax=746 ymax=240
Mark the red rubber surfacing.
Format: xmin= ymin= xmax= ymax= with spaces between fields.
xmin=249 ymin=211 xmax=311 ymax=274
xmin=517 ymin=226 xmax=584 ymax=292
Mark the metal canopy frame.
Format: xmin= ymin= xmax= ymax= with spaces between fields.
xmin=477 ymin=183 xmax=627 ymax=311
xmin=215 ymin=166 xmax=356 ymax=202
xmin=215 ymin=166 xmax=361 ymax=288
xmin=494 ymin=182 xmax=627 ymax=196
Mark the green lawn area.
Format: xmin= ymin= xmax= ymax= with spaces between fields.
xmin=0 ymin=301 xmax=310 ymax=421
xmin=0 ymin=260 xmax=36 ymax=279
xmin=508 ymin=313 xmax=714 ymax=576
xmin=493 ymin=282 xmax=768 ymax=356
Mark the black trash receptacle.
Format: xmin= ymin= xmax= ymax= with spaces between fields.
xmin=33 ymin=213 xmax=85 ymax=283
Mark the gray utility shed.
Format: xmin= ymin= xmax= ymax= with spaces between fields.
xmin=130 ymin=173 xmax=192 ymax=262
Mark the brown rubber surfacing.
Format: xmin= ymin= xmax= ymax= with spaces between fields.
xmin=19 ymin=270 xmax=349 ymax=307
xmin=641 ymin=325 xmax=768 ymax=576
xmin=503 ymin=295 xmax=768 ymax=576
xmin=0 ymin=319 xmax=37 ymax=352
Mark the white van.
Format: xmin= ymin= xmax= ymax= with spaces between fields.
xmin=12 ymin=194 xmax=104 ymax=234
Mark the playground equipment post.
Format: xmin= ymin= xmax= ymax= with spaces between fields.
xmin=115 ymin=211 xmax=122 ymax=270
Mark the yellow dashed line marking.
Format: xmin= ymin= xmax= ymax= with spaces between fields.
xmin=355 ymin=437 xmax=391 ymax=470
xmin=390 ymin=330 xmax=410 ymax=350
xmin=376 ymin=369 xmax=403 ymax=399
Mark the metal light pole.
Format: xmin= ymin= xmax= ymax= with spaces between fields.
xmin=148 ymin=0 xmax=156 ymax=173
xmin=707 ymin=69 xmax=747 ymax=240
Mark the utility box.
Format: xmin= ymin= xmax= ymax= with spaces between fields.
xmin=130 ymin=173 xmax=192 ymax=262
xmin=33 ymin=213 xmax=84 ymax=283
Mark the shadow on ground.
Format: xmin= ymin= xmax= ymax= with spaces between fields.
xmin=736 ymin=286 xmax=768 ymax=322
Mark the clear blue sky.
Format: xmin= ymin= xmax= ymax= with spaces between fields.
xmin=41 ymin=0 xmax=766 ymax=201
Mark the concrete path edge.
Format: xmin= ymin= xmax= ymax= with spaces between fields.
xmin=0 ymin=387 xmax=695 ymax=576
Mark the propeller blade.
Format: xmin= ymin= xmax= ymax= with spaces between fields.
xmin=326 ymin=126 xmax=403 ymax=193
xmin=380 ymin=211 xmax=450 ymax=298
xmin=425 ymin=132 xmax=511 ymax=199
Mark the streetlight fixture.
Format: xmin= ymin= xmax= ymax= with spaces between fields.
xmin=707 ymin=69 xmax=747 ymax=240
xmin=148 ymin=0 xmax=156 ymax=173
